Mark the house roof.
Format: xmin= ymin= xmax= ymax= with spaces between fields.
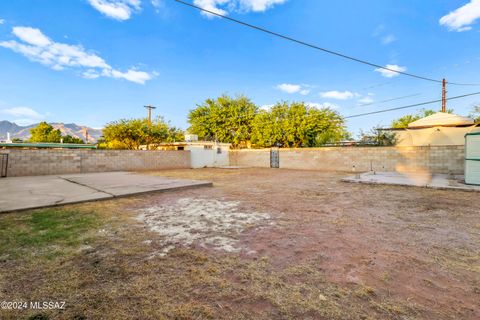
xmin=408 ymin=112 xmax=475 ymax=128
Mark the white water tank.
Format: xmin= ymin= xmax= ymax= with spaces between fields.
xmin=465 ymin=132 xmax=480 ymax=185
xmin=185 ymin=134 xmax=198 ymax=142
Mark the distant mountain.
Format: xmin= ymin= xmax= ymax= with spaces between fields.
xmin=0 ymin=120 xmax=103 ymax=143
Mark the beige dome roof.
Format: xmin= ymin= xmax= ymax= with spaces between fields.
xmin=408 ymin=112 xmax=474 ymax=128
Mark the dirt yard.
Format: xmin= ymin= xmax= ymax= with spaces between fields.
xmin=0 ymin=168 xmax=479 ymax=320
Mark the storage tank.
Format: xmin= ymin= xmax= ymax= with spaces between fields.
xmin=465 ymin=132 xmax=480 ymax=185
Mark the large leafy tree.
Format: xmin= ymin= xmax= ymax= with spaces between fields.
xmin=391 ymin=108 xmax=452 ymax=128
xmin=187 ymin=95 xmax=257 ymax=147
xmin=29 ymin=122 xmax=62 ymax=143
xmin=101 ymin=117 xmax=181 ymax=149
xmin=251 ymin=102 xmax=348 ymax=148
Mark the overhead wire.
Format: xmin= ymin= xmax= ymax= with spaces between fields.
xmin=344 ymin=91 xmax=480 ymax=119
xmin=174 ymin=0 xmax=480 ymax=86
xmin=357 ymin=93 xmax=422 ymax=107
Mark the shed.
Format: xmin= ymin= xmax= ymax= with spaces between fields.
xmin=465 ymin=132 xmax=480 ymax=185
xmin=385 ymin=112 xmax=480 ymax=146
xmin=141 ymin=141 xmax=231 ymax=168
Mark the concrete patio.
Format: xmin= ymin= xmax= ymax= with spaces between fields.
xmin=342 ymin=171 xmax=480 ymax=192
xmin=0 ymin=171 xmax=212 ymax=213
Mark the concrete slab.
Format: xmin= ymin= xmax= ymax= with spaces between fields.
xmin=60 ymin=172 xmax=212 ymax=197
xmin=342 ymin=171 xmax=480 ymax=192
xmin=0 ymin=171 xmax=212 ymax=213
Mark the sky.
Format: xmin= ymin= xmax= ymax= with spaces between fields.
xmin=0 ymin=0 xmax=480 ymax=136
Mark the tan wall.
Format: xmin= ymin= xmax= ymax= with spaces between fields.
xmin=1 ymin=149 xmax=191 ymax=177
xmin=230 ymin=146 xmax=466 ymax=174
xmin=229 ymin=149 xmax=271 ymax=168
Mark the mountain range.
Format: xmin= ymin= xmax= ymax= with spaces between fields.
xmin=0 ymin=120 xmax=103 ymax=143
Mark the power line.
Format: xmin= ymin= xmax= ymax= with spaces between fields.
xmin=357 ymin=93 xmax=422 ymax=107
xmin=345 ymin=91 xmax=480 ymax=119
xmin=174 ymin=0 xmax=479 ymax=86
xmin=188 ymin=91 xmax=480 ymax=126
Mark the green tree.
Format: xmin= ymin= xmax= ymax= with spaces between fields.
xmin=251 ymin=102 xmax=348 ymax=148
xmin=188 ymin=95 xmax=257 ymax=147
xmin=359 ymin=127 xmax=397 ymax=146
xmin=62 ymin=135 xmax=84 ymax=144
xmin=469 ymin=105 xmax=480 ymax=123
xmin=101 ymin=117 xmax=181 ymax=149
xmin=391 ymin=108 xmax=453 ymax=128
xmin=166 ymin=126 xmax=185 ymax=143
xmin=29 ymin=122 xmax=62 ymax=143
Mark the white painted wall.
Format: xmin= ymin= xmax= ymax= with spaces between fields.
xmin=187 ymin=144 xmax=230 ymax=168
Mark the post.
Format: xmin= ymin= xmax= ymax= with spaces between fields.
xmin=144 ymin=105 xmax=157 ymax=150
xmin=144 ymin=105 xmax=156 ymax=126
xmin=442 ymin=78 xmax=447 ymax=113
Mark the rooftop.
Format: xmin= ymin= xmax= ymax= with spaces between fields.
xmin=408 ymin=112 xmax=475 ymax=128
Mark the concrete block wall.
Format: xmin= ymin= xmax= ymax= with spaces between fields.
xmin=230 ymin=146 xmax=466 ymax=174
xmin=0 ymin=149 xmax=191 ymax=177
xmin=229 ymin=149 xmax=271 ymax=168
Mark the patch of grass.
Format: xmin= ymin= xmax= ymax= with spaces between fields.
xmin=354 ymin=285 xmax=377 ymax=299
xmin=0 ymin=208 xmax=99 ymax=259
xmin=432 ymin=248 xmax=480 ymax=274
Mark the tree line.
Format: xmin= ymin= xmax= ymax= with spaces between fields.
xmin=24 ymin=96 xmax=480 ymax=149
xmin=188 ymin=95 xmax=349 ymax=148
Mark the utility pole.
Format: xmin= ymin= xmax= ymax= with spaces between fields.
xmin=85 ymin=128 xmax=89 ymax=144
xmin=144 ymin=105 xmax=156 ymax=126
xmin=144 ymin=105 xmax=156 ymax=151
xmin=442 ymin=78 xmax=447 ymax=113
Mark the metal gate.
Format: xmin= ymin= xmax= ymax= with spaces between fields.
xmin=270 ymin=147 xmax=279 ymax=168
xmin=1 ymin=154 xmax=8 ymax=178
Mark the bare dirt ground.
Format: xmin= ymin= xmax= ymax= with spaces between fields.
xmin=1 ymin=168 xmax=479 ymax=320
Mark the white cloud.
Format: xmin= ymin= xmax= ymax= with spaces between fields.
xmin=108 ymin=68 xmax=154 ymax=83
xmin=276 ymin=83 xmax=301 ymax=94
xmin=439 ymin=0 xmax=480 ymax=32
xmin=238 ymin=0 xmax=287 ymax=12
xmin=0 ymin=26 xmax=154 ymax=84
xmin=1 ymin=107 xmax=44 ymax=119
xmin=12 ymin=26 xmax=51 ymax=46
xmin=358 ymin=96 xmax=374 ymax=105
xmin=87 ymin=0 xmax=141 ymax=20
xmin=276 ymin=83 xmax=311 ymax=95
xmin=306 ymin=102 xmax=339 ymax=109
xmin=193 ymin=0 xmax=287 ymax=17
xmin=374 ymin=64 xmax=406 ymax=78
xmin=381 ymin=34 xmax=396 ymax=44
xmin=151 ymin=0 xmax=164 ymax=12
xmin=0 ymin=19 xmax=5 ymax=25
xmin=319 ymin=90 xmax=356 ymax=100
xmin=260 ymin=104 xmax=274 ymax=111
xmin=0 ymin=107 xmax=47 ymax=125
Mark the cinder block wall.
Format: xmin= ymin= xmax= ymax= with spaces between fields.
xmin=229 ymin=149 xmax=271 ymax=168
xmin=230 ymin=146 xmax=465 ymax=174
xmin=1 ymin=149 xmax=191 ymax=177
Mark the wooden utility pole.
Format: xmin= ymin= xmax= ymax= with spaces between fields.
xmin=442 ymin=78 xmax=447 ymax=113
xmin=144 ymin=105 xmax=156 ymax=126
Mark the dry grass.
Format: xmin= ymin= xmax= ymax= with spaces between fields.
xmin=0 ymin=204 xmax=418 ymax=320
xmin=1 ymin=168 xmax=479 ymax=319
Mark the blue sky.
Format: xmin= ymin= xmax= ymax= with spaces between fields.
xmin=0 ymin=0 xmax=480 ymax=136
